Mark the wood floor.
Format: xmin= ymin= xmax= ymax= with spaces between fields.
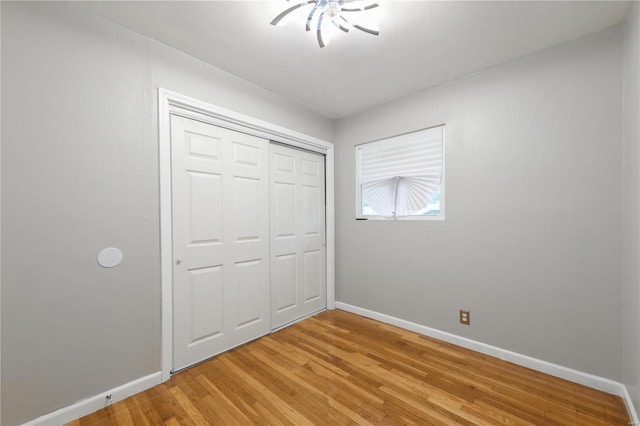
xmin=69 ymin=310 xmax=629 ymax=425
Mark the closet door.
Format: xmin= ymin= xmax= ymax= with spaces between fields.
xmin=171 ymin=115 xmax=270 ymax=372
xmin=270 ymin=143 xmax=326 ymax=329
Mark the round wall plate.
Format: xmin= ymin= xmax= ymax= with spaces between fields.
xmin=97 ymin=247 xmax=123 ymax=268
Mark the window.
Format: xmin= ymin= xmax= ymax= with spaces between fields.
xmin=355 ymin=126 xmax=445 ymax=220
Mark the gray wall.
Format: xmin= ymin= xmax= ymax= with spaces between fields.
xmin=334 ymin=27 xmax=624 ymax=380
xmin=0 ymin=2 xmax=332 ymax=424
xmin=623 ymin=0 xmax=640 ymax=417
xmin=1 ymin=1 xmax=635 ymax=424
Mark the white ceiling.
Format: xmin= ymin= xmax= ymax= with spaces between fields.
xmin=75 ymin=1 xmax=630 ymax=119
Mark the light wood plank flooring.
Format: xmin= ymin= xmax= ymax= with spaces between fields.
xmin=69 ymin=310 xmax=629 ymax=425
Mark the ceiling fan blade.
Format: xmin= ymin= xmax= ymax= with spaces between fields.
xmin=332 ymin=18 xmax=350 ymax=33
xmin=339 ymin=15 xmax=353 ymax=27
xmin=305 ymin=4 xmax=321 ymax=31
xmin=354 ymin=24 xmax=379 ymax=36
xmin=270 ymin=1 xmax=314 ymax=26
xmin=316 ymin=12 xmax=328 ymax=48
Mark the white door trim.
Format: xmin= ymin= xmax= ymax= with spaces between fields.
xmin=158 ymin=88 xmax=335 ymax=382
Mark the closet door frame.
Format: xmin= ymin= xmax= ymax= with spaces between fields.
xmin=158 ymin=89 xmax=335 ymax=382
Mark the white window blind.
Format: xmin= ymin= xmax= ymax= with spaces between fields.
xmin=357 ymin=126 xmax=444 ymax=219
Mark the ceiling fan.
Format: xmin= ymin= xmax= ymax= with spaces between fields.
xmin=270 ymin=0 xmax=380 ymax=48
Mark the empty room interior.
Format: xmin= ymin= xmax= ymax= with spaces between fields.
xmin=2 ymin=0 xmax=640 ymax=424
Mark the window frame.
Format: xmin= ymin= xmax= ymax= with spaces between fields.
xmin=355 ymin=126 xmax=445 ymax=221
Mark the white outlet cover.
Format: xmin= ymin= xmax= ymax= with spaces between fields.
xmin=97 ymin=247 xmax=123 ymax=268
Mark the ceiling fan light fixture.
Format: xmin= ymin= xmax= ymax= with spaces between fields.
xmin=271 ymin=0 xmax=380 ymax=48
xmin=325 ymin=1 xmax=342 ymax=19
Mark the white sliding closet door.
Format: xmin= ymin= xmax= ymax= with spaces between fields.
xmin=270 ymin=143 xmax=326 ymax=329
xmin=171 ymin=115 xmax=270 ymax=372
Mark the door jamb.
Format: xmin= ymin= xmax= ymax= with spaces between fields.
xmin=158 ymin=88 xmax=335 ymax=382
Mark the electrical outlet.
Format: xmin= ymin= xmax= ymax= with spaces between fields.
xmin=459 ymin=310 xmax=470 ymax=325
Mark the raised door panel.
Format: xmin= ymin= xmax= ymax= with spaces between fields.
xmin=188 ymin=266 xmax=224 ymax=344
xmin=274 ymin=254 xmax=297 ymax=313
xmin=234 ymin=259 xmax=267 ymax=329
xmin=233 ymin=177 xmax=261 ymax=242
xmin=302 ymin=185 xmax=320 ymax=237
xmin=303 ymin=250 xmax=322 ymax=302
xmin=274 ymin=183 xmax=296 ymax=239
xmin=187 ymin=172 xmax=222 ymax=244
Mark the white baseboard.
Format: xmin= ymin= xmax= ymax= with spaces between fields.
xmin=23 ymin=371 xmax=162 ymax=426
xmin=335 ymin=301 xmax=639 ymax=423
xmin=623 ymin=385 xmax=640 ymax=425
xmin=20 ymin=304 xmax=640 ymax=425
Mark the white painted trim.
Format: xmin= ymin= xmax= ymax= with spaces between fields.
xmin=23 ymin=372 xmax=162 ymax=426
xmin=325 ymin=145 xmax=336 ymax=310
xmin=158 ymin=89 xmax=173 ymax=383
xmin=158 ymin=88 xmax=336 ymax=381
xmin=0 ymin=2 xmax=3 ymax=421
xmin=623 ymin=385 xmax=640 ymax=425
xmin=18 ymin=303 xmax=638 ymax=425
xmin=335 ymin=302 xmax=639 ymax=421
xmin=159 ymin=90 xmax=330 ymax=154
